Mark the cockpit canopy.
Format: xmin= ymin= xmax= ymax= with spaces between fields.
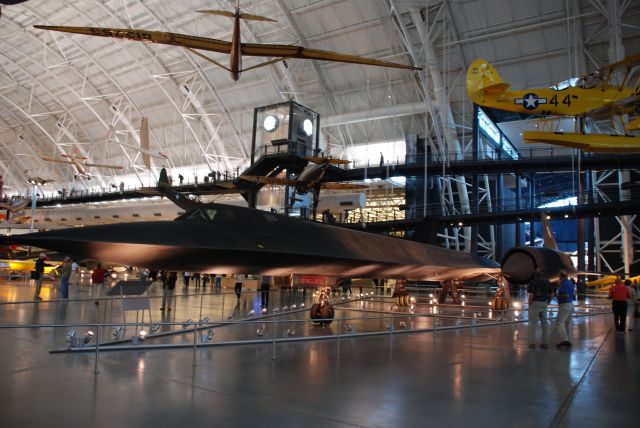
xmin=551 ymin=74 xmax=601 ymax=90
xmin=177 ymin=205 xmax=280 ymax=224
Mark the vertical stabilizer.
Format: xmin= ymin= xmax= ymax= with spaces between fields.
xmin=541 ymin=213 xmax=558 ymax=250
xmin=157 ymin=167 xmax=201 ymax=212
xmin=466 ymin=59 xmax=510 ymax=101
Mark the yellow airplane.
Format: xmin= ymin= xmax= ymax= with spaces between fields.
xmin=466 ymin=54 xmax=640 ymax=152
xmin=586 ymin=274 xmax=640 ymax=290
xmin=34 ymin=1 xmax=419 ymax=82
xmin=42 ymin=148 xmax=123 ymax=180
xmin=0 ymin=258 xmax=60 ymax=276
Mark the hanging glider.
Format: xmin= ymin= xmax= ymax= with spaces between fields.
xmin=34 ymin=3 xmax=419 ymax=82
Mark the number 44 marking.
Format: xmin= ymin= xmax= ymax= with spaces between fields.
xmin=550 ymin=94 xmax=578 ymax=107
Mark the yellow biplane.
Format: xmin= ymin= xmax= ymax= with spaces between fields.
xmin=466 ymin=54 xmax=640 ymax=152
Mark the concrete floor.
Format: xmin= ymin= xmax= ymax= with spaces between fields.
xmin=0 ymin=279 xmax=637 ymax=427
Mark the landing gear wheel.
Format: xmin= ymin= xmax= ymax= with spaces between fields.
xmin=310 ymin=303 xmax=335 ymax=326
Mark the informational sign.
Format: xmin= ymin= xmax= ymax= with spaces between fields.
xmin=122 ymin=297 xmax=151 ymax=311
xmin=294 ymin=275 xmax=338 ymax=287
xmin=108 ymin=280 xmax=151 ymax=313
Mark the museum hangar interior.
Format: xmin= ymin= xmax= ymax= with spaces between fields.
xmin=0 ymin=1 xmax=639 ymax=427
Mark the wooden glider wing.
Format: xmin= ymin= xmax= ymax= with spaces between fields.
xmin=84 ymin=162 xmax=124 ymax=170
xmin=34 ymin=26 xmax=232 ymax=55
xmin=35 ymin=26 xmax=419 ymax=71
xmin=239 ymin=176 xmax=297 ymax=186
xmin=320 ymin=182 xmax=368 ymax=190
xmin=42 ymin=156 xmax=73 ymax=165
xmin=240 ymin=42 xmax=420 ymax=70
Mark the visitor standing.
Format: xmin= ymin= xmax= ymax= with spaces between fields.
xmin=60 ymin=256 xmax=72 ymax=299
xmin=234 ymin=273 xmax=244 ymax=299
xmin=91 ymin=263 xmax=107 ymax=305
xmin=555 ymin=270 xmax=575 ymax=349
xmin=527 ymin=269 xmax=553 ymax=349
xmin=624 ymin=279 xmax=638 ymax=331
xmin=32 ymin=253 xmax=47 ymax=301
xmin=260 ymin=275 xmax=271 ymax=308
xmin=609 ymin=278 xmax=631 ymax=333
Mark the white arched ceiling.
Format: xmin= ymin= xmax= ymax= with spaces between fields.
xmin=0 ymin=0 xmax=638 ymax=194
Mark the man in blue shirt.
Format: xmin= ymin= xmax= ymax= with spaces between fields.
xmin=555 ymin=270 xmax=575 ymax=349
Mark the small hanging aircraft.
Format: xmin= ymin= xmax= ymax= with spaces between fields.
xmin=42 ymin=149 xmax=123 ymax=180
xmin=34 ymin=1 xmax=420 ymax=82
xmin=0 ymin=198 xmax=29 ymax=214
xmin=239 ymin=156 xmax=367 ymax=209
xmin=466 ymin=54 xmax=640 ymax=152
xmin=25 ymin=176 xmax=54 ymax=186
xmin=108 ymin=117 xmax=168 ymax=169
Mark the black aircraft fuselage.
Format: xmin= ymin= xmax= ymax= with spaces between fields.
xmin=0 ymin=203 xmax=499 ymax=281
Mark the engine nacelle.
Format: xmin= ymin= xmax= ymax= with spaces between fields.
xmin=501 ymin=246 xmax=575 ymax=284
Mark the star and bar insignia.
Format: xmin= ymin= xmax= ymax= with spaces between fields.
xmin=515 ymin=93 xmax=547 ymax=110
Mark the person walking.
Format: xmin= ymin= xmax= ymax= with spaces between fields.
xmin=379 ymin=152 xmax=384 ymax=167
xmin=32 ymin=253 xmax=47 ymax=301
xmin=555 ymin=270 xmax=575 ymax=349
xmin=341 ymin=277 xmax=352 ymax=295
xmin=70 ymin=259 xmax=79 ymax=285
xmin=161 ymin=271 xmax=177 ymax=312
xmin=527 ymin=269 xmax=553 ymax=349
xmin=91 ymin=262 xmax=107 ymax=305
xmin=214 ymin=273 xmax=222 ymax=293
xmin=60 ymin=256 xmax=72 ymax=299
xmin=234 ymin=273 xmax=244 ymax=299
xmin=260 ymin=275 xmax=271 ymax=308
xmin=193 ymin=272 xmax=201 ymax=289
xmin=182 ymin=272 xmax=191 ymax=289
xmin=624 ymin=279 xmax=638 ymax=331
xmin=609 ymin=278 xmax=631 ymax=334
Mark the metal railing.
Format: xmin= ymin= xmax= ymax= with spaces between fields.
xmin=0 ymin=292 xmax=610 ymax=375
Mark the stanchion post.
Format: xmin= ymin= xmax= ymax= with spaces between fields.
xmin=94 ymin=326 xmax=100 ymax=375
xmin=337 ymin=318 xmax=341 ymax=356
xmin=434 ymin=313 xmax=437 ymax=339
xmin=272 ymin=321 xmax=276 ymax=360
xmin=192 ymin=322 xmax=198 ymax=367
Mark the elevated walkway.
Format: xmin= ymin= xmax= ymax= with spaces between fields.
xmin=33 ymin=150 xmax=640 ymax=216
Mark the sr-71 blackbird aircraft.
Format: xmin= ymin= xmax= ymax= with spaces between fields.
xmin=34 ymin=1 xmax=420 ymax=82
xmin=0 ymin=187 xmax=500 ymax=283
